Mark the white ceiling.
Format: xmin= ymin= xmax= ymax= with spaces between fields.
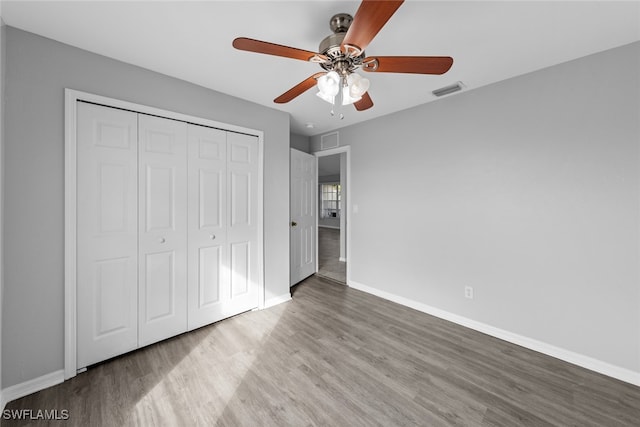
xmin=2 ymin=1 xmax=639 ymax=136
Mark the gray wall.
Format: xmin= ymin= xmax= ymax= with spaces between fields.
xmin=311 ymin=42 xmax=640 ymax=373
xmin=319 ymin=174 xmax=340 ymax=183
xmin=2 ymin=27 xmax=291 ymax=388
xmin=290 ymin=133 xmax=310 ymax=153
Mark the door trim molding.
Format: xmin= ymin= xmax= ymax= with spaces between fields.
xmin=64 ymin=88 xmax=265 ymax=380
xmin=314 ymin=146 xmax=351 ymax=284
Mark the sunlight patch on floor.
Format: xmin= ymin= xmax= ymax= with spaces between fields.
xmin=131 ymin=303 xmax=288 ymax=423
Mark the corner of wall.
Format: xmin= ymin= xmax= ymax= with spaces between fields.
xmin=0 ymin=14 xmax=6 ymax=410
xmin=290 ymin=132 xmax=311 ymax=154
xmin=1 ymin=370 xmax=64 ymax=409
xmin=264 ymin=293 xmax=292 ymax=310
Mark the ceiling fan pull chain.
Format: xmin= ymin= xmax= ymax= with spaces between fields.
xmin=330 ymin=109 xmax=345 ymax=121
xmin=330 ymin=84 xmax=346 ymax=120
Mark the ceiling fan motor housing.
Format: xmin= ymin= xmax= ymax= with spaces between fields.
xmin=319 ymin=13 xmax=365 ymax=74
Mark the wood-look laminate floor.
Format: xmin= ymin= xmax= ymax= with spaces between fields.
xmin=5 ymin=276 xmax=640 ymax=426
xmin=317 ymin=227 xmax=346 ymax=283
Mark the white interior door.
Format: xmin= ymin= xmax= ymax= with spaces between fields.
xmin=138 ymin=114 xmax=188 ymax=346
xmin=187 ymin=124 xmax=229 ymax=330
xmin=226 ymin=132 xmax=260 ymax=313
xmin=290 ymin=149 xmax=317 ymax=285
xmin=77 ymin=102 xmax=138 ymax=368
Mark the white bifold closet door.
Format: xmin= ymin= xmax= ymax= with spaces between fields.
xmin=77 ymin=103 xmax=139 ymax=368
xmin=138 ymin=115 xmax=188 ymax=346
xmin=77 ymin=102 xmax=260 ymax=369
xmin=187 ymin=125 xmax=260 ymax=330
xmin=224 ymin=131 xmax=260 ymax=317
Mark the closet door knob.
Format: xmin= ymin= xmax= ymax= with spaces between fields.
xmin=159 ymin=237 xmax=166 ymax=244
xmin=210 ymin=234 xmax=216 ymax=240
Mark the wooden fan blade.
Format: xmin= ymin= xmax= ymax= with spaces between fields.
xmin=362 ymin=56 xmax=453 ymax=75
xmin=274 ymin=72 xmax=326 ymax=104
xmin=341 ymin=0 xmax=404 ymax=53
xmin=354 ymin=92 xmax=373 ymax=111
xmin=233 ymin=37 xmax=327 ymax=62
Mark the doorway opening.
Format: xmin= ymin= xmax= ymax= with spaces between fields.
xmin=315 ymin=147 xmax=350 ymax=284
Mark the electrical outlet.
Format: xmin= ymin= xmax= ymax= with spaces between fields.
xmin=464 ymin=286 xmax=474 ymax=299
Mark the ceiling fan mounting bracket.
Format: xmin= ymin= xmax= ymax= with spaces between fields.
xmin=329 ymin=13 xmax=353 ymax=34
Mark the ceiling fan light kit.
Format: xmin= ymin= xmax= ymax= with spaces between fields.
xmin=232 ymin=0 xmax=453 ymax=113
xmin=316 ymin=70 xmax=370 ymax=106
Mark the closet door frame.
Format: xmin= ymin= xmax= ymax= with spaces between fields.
xmin=64 ymin=89 xmax=265 ymax=380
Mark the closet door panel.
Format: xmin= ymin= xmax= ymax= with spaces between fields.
xmin=187 ymin=125 xmax=229 ymax=330
xmin=77 ymin=102 xmax=138 ymax=368
xmin=138 ymin=114 xmax=188 ymax=346
xmin=230 ymin=241 xmax=250 ymax=297
xmin=144 ymin=250 xmax=176 ymax=320
xmin=226 ymin=132 xmax=260 ymax=313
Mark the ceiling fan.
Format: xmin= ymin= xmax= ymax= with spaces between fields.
xmin=232 ymin=0 xmax=453 ymax=112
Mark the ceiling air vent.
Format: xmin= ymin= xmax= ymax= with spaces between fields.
xmin=432 ymin=81 xmax=465 ymax=97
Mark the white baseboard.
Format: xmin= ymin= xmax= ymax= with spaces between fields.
xmin=1 ymin=369 xmax=65 ymax=409
xmin=348 ymin=280 xmax=640 ymax=387
xmin=263 ymin=293 xmax=292 ymax=309
xmin=318 ymin=225 xmax=340 ymax=230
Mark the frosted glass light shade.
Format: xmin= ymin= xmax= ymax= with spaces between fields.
xmin=317 ymin=71 xmax=340 ymax=97
xmin=341 ymin=90 xmax=361 ymax=106
xmin=348 ymin=73 xmax=370 ymax=98
xmin=316 ymin=71 xmax=371 ymax=107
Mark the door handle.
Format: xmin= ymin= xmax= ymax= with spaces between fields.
xmin=291 ymin=221 xmax=298 ymax=227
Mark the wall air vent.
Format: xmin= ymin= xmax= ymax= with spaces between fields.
xmin=320 ymin=132 xmax=339 ymax=150
xmin=432 ymin=81 xmax=465 ymax=97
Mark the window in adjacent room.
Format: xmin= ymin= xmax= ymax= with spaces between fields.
xmin=320 ymin=183 xmax=341 ymax=219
